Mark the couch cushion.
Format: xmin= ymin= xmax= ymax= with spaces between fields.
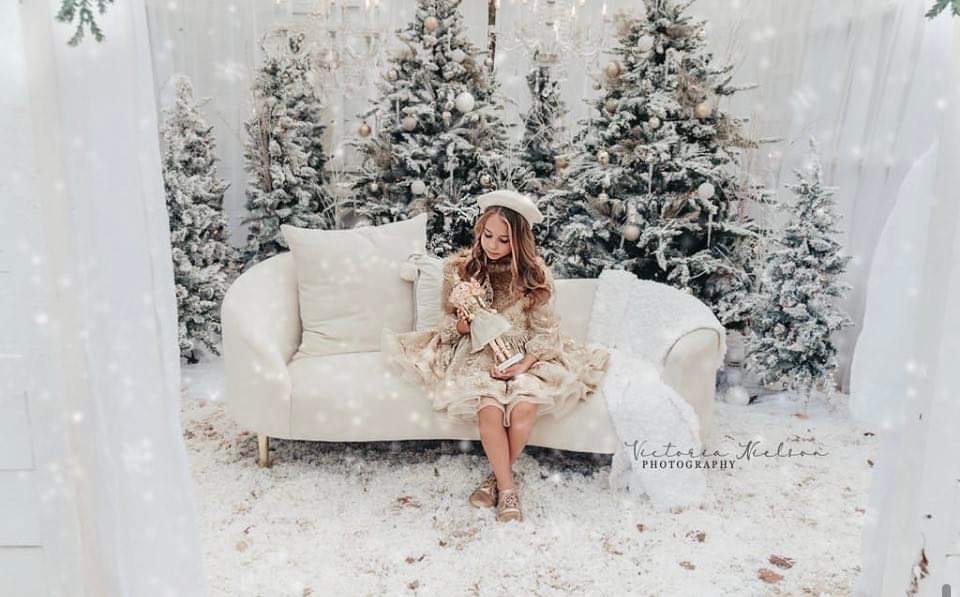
xmin=286 ymin=351 xmax=619 ymax=452
xmin=281 ymin=214 xmax=427 ymax=359
xmin=553 ymin=278 xmax=596 ymax=343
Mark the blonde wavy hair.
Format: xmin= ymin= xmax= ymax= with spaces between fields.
xmin=454 ymin=206 xmax=551 ymax=313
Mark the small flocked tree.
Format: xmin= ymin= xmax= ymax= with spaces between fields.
xmin=515 ymin=49 xmax=570 ymax=196
xmin=541 ymin=3 xmax=773 ymax=329
xmin=242 ymin=31 xmax=336 ymax=270
xmin=347 ymin=0 xmax=511 ymax=257
xmin=744 ymin=139 xmax=854 ymax=396
xmin=160 ymin=76 xmax=237 ymax=363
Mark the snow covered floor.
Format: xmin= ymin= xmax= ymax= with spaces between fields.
xmin=181 ymin=359 xmax=877 ymax=596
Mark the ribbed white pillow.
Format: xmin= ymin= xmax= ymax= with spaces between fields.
xmin=405 ymin=252 xmax=444 ymax=331
xmin=281 ymin=213 xmax=427 ymax=359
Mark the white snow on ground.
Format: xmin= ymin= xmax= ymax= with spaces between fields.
xmin=180 ymin=359 xmax=877 ymax=596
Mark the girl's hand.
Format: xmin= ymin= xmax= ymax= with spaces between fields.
xmin=489 ymin=354 xmax=538 ymax=380
xmin=456 ymin=308 xmax=470 ymax=335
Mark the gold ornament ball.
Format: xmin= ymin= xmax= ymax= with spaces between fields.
xmin=402 ymin=115 xmax=418 ymax=132
xmin=622 ymin=222 xmax=641 ymax=241
xmin=358 ymin=122 xmax=372 ymax=137
xmin=386 ymin=68 xmax=398 ymax=81
xmin=605 ymin=98 xmax=618 ymax=114
xmin=597 ymin=150 xmax=610 ymax=165
xmin=694 ymin=100 xmax=713 ymax=119
xmin=648 ymin=116 xmax=661 ymax=129
xmin=605 ymin=61 xmax=622 ymax=79
xmin=424 ymin=16 xmax=439 ymax=32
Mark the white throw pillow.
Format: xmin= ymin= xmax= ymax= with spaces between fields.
xmin=405 ymin=252 xmax=444 ymax=331
xmin=281 ymin=213 xmax=427 ymax=359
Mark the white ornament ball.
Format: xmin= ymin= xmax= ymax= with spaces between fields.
xmin=424 ymin=16 xmax=439 ymax=32
xmin=358 ymin=121 xmax=372 ymax=137
xmin=622 ymin=222 xmax=641 ymax=242
xmin=694 ymin=100 xmax=713 ymax=119
xmin=597 ymin=150 xmax=610 ymax=165
xmin=368 ymin=182 xmax=379 ymax=193
xmin=402 ymin=115 xmax=418 ymax=132
xmin=636 ymin=35 xmax=653 ymax=52
xmin=386 ymin=68 xmax=398 ymax=81
xmin=410 ymin=179 xmax=426 ymax=195
xmin=648 ymin=116 xmax=661 ymax=129
xmin=604 ymin=60 xmax=622 ymax=78
xmin=598 ymin=191 xmax=609 ymax=202
xmin=450 ymin=48 xmax=466 ymax=63
xmin=723 ymin=385 xmax=751 ymax=406
xmin=697 ymin=182 xmax=715 ymax=199
xmin=604 ymin=99 xmax=618 ymax=114
xmin=455 ymin=91 xmax=475 ymax=113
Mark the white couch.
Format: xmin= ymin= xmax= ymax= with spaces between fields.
xmin=221 ymin=252 xmax=724 ymax=467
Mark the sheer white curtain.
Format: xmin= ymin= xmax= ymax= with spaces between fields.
xmin=11 ymin=0 xmax=205 ymax=594
xmin=848 ymin=18 xmax=960 ymax=593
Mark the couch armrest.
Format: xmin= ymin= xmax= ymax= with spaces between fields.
xmin=661 ymin=327 xmax=723 ymax=447
xmin=221 ymin=252 xmax=301 ymax=437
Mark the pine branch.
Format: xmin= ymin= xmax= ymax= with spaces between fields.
xmin=926 ymin=0 xmax=960 ymax=18
xmin=55 ymin=0 xmax=114 ymax=46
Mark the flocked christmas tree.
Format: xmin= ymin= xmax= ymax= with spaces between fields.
xmin=160 ymin=76 xmax=237 ymax=363
xmin=242 ymin=31 xmax=336 ymax=271
xmin=346 ymin=0 xmax=511 ymax=257
xmin=743 ymin=138 xmax=854 ymax=396
xmin=541 ymin=3 xmax=773 ymax=328
xmin=515 ymin=49 xmax=571 ymax=196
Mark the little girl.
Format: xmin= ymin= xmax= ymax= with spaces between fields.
xmin=381 ymin=190 xmax=610 ymax=523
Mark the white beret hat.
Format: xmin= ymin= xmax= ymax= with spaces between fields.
xmin=475 ymin=189 xmax=544 ymax=227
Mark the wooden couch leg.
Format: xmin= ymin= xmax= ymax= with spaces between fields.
xmin=257 ymin=434 xmax=271 ymax=468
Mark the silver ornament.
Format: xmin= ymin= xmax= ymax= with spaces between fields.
xmin=697 ymin=182 xmax=715 ymax=199
xmin=455 ymin=91 xmax=475 ymax=113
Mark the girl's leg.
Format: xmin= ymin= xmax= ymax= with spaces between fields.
xmin=507 ymin=402 xmax=539 ymax=467
xmin=478 ymin=404 xmax=514 ymax=491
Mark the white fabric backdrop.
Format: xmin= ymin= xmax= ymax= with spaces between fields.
xmin=848 ymin=16 xmax=960 ymax=592
xmin=143 ymin=0 xmax=951 ymax=393
xmin=12 ymin=0 xmax=206 ymax=594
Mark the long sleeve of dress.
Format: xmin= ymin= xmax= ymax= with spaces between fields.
xmin=438 ymin=255 xmax=463 ymax=345
xmin=524 ymin=260 xmax=562 ymax=362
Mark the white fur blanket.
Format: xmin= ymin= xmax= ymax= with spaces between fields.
xmin=587 ymin=270 xmax=727 ymax=509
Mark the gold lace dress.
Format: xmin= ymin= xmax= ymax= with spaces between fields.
xmin=380 ymin=247 xmax=611 ymax=427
